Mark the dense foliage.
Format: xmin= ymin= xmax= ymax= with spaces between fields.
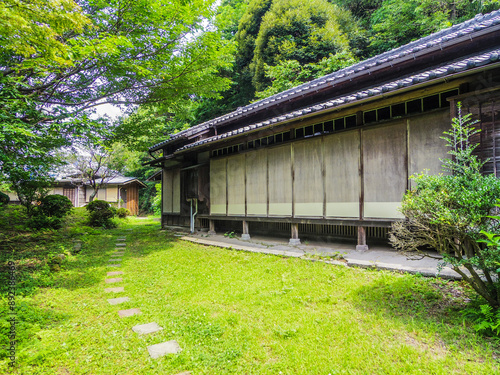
xmin=390 ymin=105 xmax=500 ymax=308
xmin=85 ymin=199 xmax=116 ymax=228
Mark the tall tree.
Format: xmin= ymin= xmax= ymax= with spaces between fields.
xmin=250 ymin=0 xmax=360 ymax=92
xmin=1 ymin=0 xmax=234 ymax=198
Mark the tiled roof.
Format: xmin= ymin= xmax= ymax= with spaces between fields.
xmin=176 ymin=48 xmax=500 ymax=152
xmin=149 ymin=10 xmax=500 ymax=152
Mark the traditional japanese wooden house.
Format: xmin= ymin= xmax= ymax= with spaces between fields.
xmin=4 ymin=176 xmax=145 ymax=215
xmin=148 ymin=11 xmax=500 ymax=249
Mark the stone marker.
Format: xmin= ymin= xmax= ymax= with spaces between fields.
xmin=105 ymin=278 xmax=122 ymax=283
xmin=116 ymin=243 xmax=126 ymax=247
xmin=105 ymin=287 xmax=124 ymax=293
xmin=132 ymin=322 xmax=163 ymax=335
xmin=147 ymin=340 xmax=182 ymax=358
xmin=118 ymin=308 xmax=141 ymax=317
xmin=108 ymin=297 xmax=130 ymax=305
xmin=107 ymin=264 xmax=121 ymax=267
xmin=107 ymin=271 xmax=123 ymax=276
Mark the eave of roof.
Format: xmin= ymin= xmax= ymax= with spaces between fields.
xmin=149 ymin=10 xmax=500 ymax=153
xmin=176 ymin=48 xmax=500 ymax=153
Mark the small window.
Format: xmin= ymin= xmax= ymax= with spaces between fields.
xmin=324 ymin=121 xmax=333 ymax=133
xmin=212 ymin=150 xmax=217 ymax=157
xmin=364 ymin=110 xmax=377 ymax=124
xmin=267 ymin=136 xmax=274 ymax=145
xmin=222 ymin=148 xmax=228 ymax=155
xmin=314 ymin=123 xmax=323 ymax=135
xmin=334 ymin=118 xmax=345 ymax=131
xmin=423 ymin=94 xmax=440 ymax=111
xmin=233 ymin=145 xmax=239 ymax=153
xmin=392 ymin=103 xmax=405 ymax=117
xmin=378 ymin=106 xmax=391 ymax=121
xmin=260 ymin=137 xmax=268 ymax=146
xmin=304 ymin=125 xmax=314 ymax=137
xmin=283 ymin=131 xmax=291 ymax=141
xmin=440 ymin=89 xmax=458 ymax=107
xmin=295 ymin=128 xmax=304 ymax=139
xmin=254 ymin=139 xmax=261 ymax=148
xmin=407 ymin=99 xmax=422 ymax=114
xmin=247 ymin=141 xmax=254 ymax=149
xmin=345 ymin=115 xmax=357 ymax=128
xmin=275 ymin=133 xmax=283 ymax=143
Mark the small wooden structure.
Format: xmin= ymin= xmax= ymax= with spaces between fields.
xmin=5 ymin=176 xmax=145 ymax=215
xmin=148 ymin=11 xmax=500 ymax=249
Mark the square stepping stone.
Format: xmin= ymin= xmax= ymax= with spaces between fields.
xmin=105 ymin=278 xmax=123 ymax=283
xmin=147 ymin=340 xmax=182 ymax=358
xmin=132 ymin=322 xmax=163 ymax=335
xmin=118 ymin=308 xmax=141 ymax=317
xmin=105 ymin=287 xmax=124 ymax=293
xmin=107 ymin=264 xmax=121 ymax=267
xmin=107 ymin=271 xmax=123 ymax=276
xmin=113 ymin=251 xmax=125 ymax=254
xmin=108 ymin=297 xmax=130 ymax=305
xmin=116 ymin=243 xmax=126 ymax=247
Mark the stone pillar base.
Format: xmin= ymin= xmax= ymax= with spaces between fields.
xmin=356 ymin=244 xmax=369 ymax=251
xmin=241 ymin=234 xmax=251 ymax=240
xmin=208 ymin=231 xmax=216 ymax=235
xmin=289 ymin=238 xmax=301 ymax=246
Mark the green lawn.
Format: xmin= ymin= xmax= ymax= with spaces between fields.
xmin=1 ymin=212 xmax=499 ymax=374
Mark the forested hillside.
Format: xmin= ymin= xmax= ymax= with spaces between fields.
xmin=179 ymin=0 xmax=500 ymax=128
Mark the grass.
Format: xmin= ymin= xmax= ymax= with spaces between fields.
xmin=1 ymin=207 xmax=499 ymax=374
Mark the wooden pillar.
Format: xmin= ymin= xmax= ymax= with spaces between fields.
xmin=289 ymin=223 xmax=301 ymax=245
xmin=241 ymin=220 xmax=251 ymax=240
xmin=208 ymin=220 xmax=216 ymax=235
xmin=356 ymin=226 xmax=369 ymax=251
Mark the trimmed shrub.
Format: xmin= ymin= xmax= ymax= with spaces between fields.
xmin=85 ymin=199 xmax=116 ymax=228
xmin=0 ymin=191 xmax=9 ymax=207
xmin=116 ymin=208 xmax=131 ymax=218
xmin=39 ymin=194 xmax=73 ymax=217
xmin=27 ymin=214 xmax=63 ymax=230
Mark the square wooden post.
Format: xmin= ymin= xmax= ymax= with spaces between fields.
xmin=241 ymin=220 xmax=251 ymax=240
xmin=289 ymin=223 xmax=301 ymax=245
xmin=356 ymin=226 xmax=369 ymax=251
xmin=208 ymin=220 xmax=216 ymax=235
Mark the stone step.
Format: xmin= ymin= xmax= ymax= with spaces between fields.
xmin=118 ymin=308 xmax=141 ymax=317
xmin=108 ymin=297 xmax=130 ymax=305
xmin=107 ymin=271 xmax=123 ymax=276
xmin=132 ymin=322 xmax=163 ymax=335
xmin=107 ymin=264 xmax=121 ymax=267
xmin=109 ymin=258 xmax=122 ymax=262
xmin=105 ymin=278 xmax=122 ymax=283
xmin=105 ymin=287 xmax=124 ymax=293
xmin=116 ymin=243 xmax=126 ymax=247
xmin=147 ymin=340 xmax=182 ymax=358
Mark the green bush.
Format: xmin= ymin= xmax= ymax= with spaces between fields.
xmin=85 ymin=199 xmax=116 ymax=228
xmin=116 ymin=207 xmax=131 ymax=218
xmin=27 ymin=214 xmax=63 ymax=230
xmin=38 ymin=194 xmax=73 ymax=217
xmin=0 ymin=191 xmax=9 ymax=207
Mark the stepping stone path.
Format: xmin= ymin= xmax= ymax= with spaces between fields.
xmin=118 ymin=308 xmax=141 ymax=317
xmin=103 ymin=233 xmax=185 ymax=365
xmin=105 ymin=287 xmax=124 ymax=293
xmin=108 ymin=297 xmax=130 ymax=305
xmin=105 ymin=278 xmax=122 ymax=283
xmin=147 ymin=340 xmax=182 ymax=359
xmin=132 ymin=322 xmax=163 ymax=335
